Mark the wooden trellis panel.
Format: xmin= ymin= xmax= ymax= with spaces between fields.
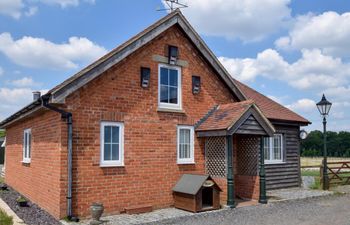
xmin=236 ymin=135 xmax=259 ymax=176
xmin=205 ymin=137 xmax=227 ymax=178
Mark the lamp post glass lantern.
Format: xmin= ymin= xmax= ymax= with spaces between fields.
xmin=316 ymin=94 xmax=332 ymax=190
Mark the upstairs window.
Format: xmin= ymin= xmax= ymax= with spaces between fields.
xmin=263 ymin=134 xmax=284 ymax=164
xmin=158 ymin=64 xmax=181 ymax=110
xmin=23 ymin=129 xmax=31 ymax=163
xmin=100 ymin=122 xmax=124 ymax=167
xmin=177 ymin=126 xmax=194 ymax=164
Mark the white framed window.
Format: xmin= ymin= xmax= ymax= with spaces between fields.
xmin=100 ymin=122 xmax=124 ymax=167
xmin=23 ymin=129 xmax=31 ymax=163
xmin=263 ymin=134 xmax=284 ymax=164
xmin=158 ymin=64 xmax=182 ymax=110
xmin=177 ymin=126 xmax=194 ymax=164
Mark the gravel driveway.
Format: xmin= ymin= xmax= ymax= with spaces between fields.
xmin=147 ymin=194 xmax=350 ymax=225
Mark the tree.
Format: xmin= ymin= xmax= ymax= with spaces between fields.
xmin=0 ymin=130 xmax=5 ymax=138
xmin=301 ymin=130 xmax=350 ymax=157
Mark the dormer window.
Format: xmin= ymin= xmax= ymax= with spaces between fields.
xmin=158 ymin=64 xmax=182 ymax=110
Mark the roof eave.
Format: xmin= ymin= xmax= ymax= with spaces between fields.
xmin=269 ymin=118 xmax=311 ymax=126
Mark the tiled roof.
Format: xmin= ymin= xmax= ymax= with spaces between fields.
xmin=235 ymin=80 xmax=310 ymax=124
xmin=196 ymin=100 xmax=254 ymax=131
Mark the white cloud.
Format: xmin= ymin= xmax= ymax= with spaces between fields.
xmin=324 ymin=86 xmax=350 ymax=102
xmin=219 ymin=48 xmax=350 ymax=90
xmin=24 ymin=6 xmax=38 ymax=17
xmin=0 ymin=87 xmax=49 ymax=121
xmin=38 ymin=0 xmax=95 ymax=8
xmin=178 ymin=0 xmax=291 ymax=41
xmin=0 ymin=32 xmax=107 ymax=70
xmin=287 ymin=98 xmax=316 ymax=113
xmin=0 ymin=0 xmax=24 ymax=19
xmin=275 ymin=11 xmax=350 ymax=57
xmin=0 ymin=0 xmax=95 ymax=19
xmin=0 ymin=87 xmax=32 ymax=121
xmin=9 ymin=77 xmax=40 ymax=87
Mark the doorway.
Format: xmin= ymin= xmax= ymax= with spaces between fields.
xmin=202 ymin=187 xmax=213 ymax=208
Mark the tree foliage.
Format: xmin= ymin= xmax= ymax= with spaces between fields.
xmin=0 ymin=130 xmax=5 ymax=138
xmin=301 ymin=130 xmax=350 ymax=157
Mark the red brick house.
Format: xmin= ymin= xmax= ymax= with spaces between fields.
xmin=0 ymin=10 xmax=310 ymax=219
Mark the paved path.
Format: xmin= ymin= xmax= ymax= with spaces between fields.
xmin=149 ymin=195 xmax=350 ymax=225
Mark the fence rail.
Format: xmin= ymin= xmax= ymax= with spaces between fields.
xmin=322 ymin=161 xmax=350 ymax=186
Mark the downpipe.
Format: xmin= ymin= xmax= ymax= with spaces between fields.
xmin=41 ymin=95 xmax=79 ymax=222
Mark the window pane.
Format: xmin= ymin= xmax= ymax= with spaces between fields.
xmin=263 ymin=137 xmax=270 ymax=160
xmin=186 ymin=144 xmax=190 ymax=158
xmin=179 ymin=128 xmax=191 ymax=160
xmin=24 ymin=133 xmax=27 ymax=158
xmin=112 ymin=126 xmax=119 ymax=143
xmin=169 ymin=69 xmax=178 ymax=86
xmin=184 ymin=144 xmax=188 ymax=159
xmin=28 ymin=133 xmax=31 ymax=158
xmin=160 ymin=85 xmax=169 ymax=103
xmin=160 ymin=67 xmax=168 ymax=85
xmin=104 ymin=126 xmax=111 ymax=143
xmin=104 ymin=143 xmax=111 ymax=160
xmin=179 ymin=144 xmax=184 ymax=158
xmin=180 ymin=130 xmax=184 ymax=143
xmin=169 ymin=87 xmax=178 ymax=104
xmin=183 ymin=129 xmax=190 ymax=144
xmin=111 ymin=144 xmax=119 ymax=160
xmin=273 ymin=135 xmax=282 ymax=160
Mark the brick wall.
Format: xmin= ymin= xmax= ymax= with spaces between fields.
xmin=64 ymin=25 xmax=237 ymax=217
xmin=235 ymin=175 xmax=259 ymax=200
xmin=4 ymin=111 xmax=67 ymax=218
xmin=3 ymin=24 xmax=252 ymax=219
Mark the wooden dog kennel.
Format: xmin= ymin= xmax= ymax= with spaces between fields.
xmin=172 ymin=174 xmax=221 ymax=212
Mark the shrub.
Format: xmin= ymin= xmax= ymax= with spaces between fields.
xmin=0 ymin=210 xmax=13 ymax=225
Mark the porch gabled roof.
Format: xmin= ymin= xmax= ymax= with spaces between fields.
xmin=196 ymin=100 xmax=275 ymax=137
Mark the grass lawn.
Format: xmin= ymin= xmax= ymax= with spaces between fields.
xmin=301 ymin=170 xmax=320 ymax=177
xmin=301 ymin=157 xmax=350 ymax=167
xmin=0 ymin=210 xmax=13 ymax=225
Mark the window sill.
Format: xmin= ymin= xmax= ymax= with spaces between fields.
xmin=21 ymin=160 xmax=31 ymax=164
xmin=177 ymin=161 xmax=195 ymax=165
xmin=265 ymin=161 xmax=286 ymax=165
xmin=100 ymin=163 xmax=124 ymax=168
xmin=157 ymin=107 xmax=185 ymax=114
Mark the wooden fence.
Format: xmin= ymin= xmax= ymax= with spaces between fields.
xmin=301 ymin=161 xmax=350 ymax=187
xmin=324 ymin=161 xmax=350 ymax=186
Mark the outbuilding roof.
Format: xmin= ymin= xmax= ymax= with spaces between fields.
xmin=235 ymin=80 xmax=311 ymax=125
xmin=196 ymin=100 xmax=275 ymax=137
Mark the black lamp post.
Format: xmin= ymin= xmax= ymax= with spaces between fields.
xmin=316 ymin=94 xmax=332 ymax=190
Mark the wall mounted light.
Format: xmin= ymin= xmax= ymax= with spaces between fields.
xmin=168 ymin=45 xmax=178 ymax=65
xmin=140 ymin=67 xmax=151 ymax=88
xmin=192 ymin=76 xmax=201 ymax=94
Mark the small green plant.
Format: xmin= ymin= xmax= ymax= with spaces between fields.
xmin=0 ymin=209 xmax=13 ymax=225
xmin=310 ymin=177 xmax=321 ymax=189
xmin=16 ymin=196 xmax=27 ymax=203
xmin=16 ymin=196 xmax=28 ymax=207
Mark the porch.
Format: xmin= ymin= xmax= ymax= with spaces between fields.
xmin=195 ymin=101 xmax=276 ymax=207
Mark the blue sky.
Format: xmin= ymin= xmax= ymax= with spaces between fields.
xmin=0 ymin=0 xmax=350 ymax=132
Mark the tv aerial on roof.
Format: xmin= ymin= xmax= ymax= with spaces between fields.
xmin=157 ymin=0 xmax=188 ymax=12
